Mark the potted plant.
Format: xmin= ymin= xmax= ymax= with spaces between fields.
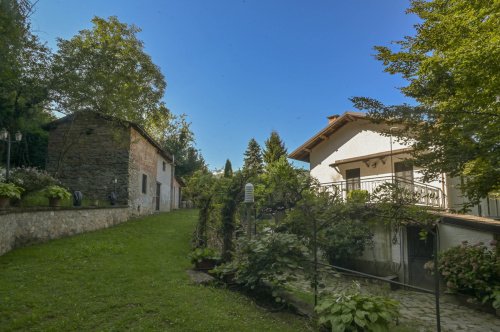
xmin=189 ymin=247 xmax=221 ymax=271
xmin=42 ymin=185 xmax=71 ymax=207
xmin=0 ymin=182 xmax=24 ymax=209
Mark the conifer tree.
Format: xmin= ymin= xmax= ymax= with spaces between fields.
xmin=223 ymin=159 xmax=233 ymax=178
xmin=263 ymin=131 xmax=288 ymax=165
xmin=243 ymin=138 xmax=263 ymax=176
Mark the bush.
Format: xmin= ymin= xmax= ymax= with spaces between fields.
xmin=319 ymin=220 xmax=373 ymax=266
xmin=0 ymin=182 xmax=24 ymax=199
xmin=437 ymin=241 xmax=499 ymax=309
xmin=42 ymin=185 xmax=71 ymax=200
xmin=7 ymin=167 xmax=61 ymax=196
xmin=217 ymin=231 xmax=309 ymax=301
xmin=188 ymin=247 xmax=220 ymax=264
xmin=347 ymin=189 xmax=370 ymax=203
xmin=316 ymin=285 xmax=399 ymax=332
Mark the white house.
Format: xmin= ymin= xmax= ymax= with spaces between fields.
xmin=289 ymin=111 xmax=500 ymax=289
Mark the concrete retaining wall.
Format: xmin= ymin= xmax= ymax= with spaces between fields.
xmin=0 ymin=207 xmax=130 ymax=256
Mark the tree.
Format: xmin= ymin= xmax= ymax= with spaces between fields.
xmin=263 ymin=131 xmax=288 ymax=165
xmin=51 ymin=16 xmax=168 ymax=132
xmin=223 ymin=159 xmax=233 ymax=178
xmin=242 ymin=138 xmax=263 ymax=177
xmin=352 ymin=0 xmax=500 ymax=205
xmin=0 ymin=0 xmax=53 ymax=169
xmin=160 ymin=114 xmax=206 ymax=178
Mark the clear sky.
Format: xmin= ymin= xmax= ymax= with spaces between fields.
xmin=30 ymin=0 xmax=418 ymax=170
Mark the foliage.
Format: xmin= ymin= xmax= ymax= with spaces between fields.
xmin=316 ymin=284 xmax=400 ymax=332
xmin=42 ymin=185 xmax=71 ymax=200
xmin=346 ymin=190 xmax=370 ymax=204
xmin=223 ymin=159 xmax=233 ymax=178
xmin=188 ymin=247 xmax=220 ymax=264
xmin=320 ymin=220 xmax=373 ymax=266
xmin=352 ymin=0 xmax=500 ymax=205
xmin=242 ymin=138 xmax=264 ymax=178
xmin=257 ymin=156 xmax=312 ymax=217
xmin=220 ymin=231 xmax=309 ymax=301
xmin=0 ymin=182 xmax=24 ymax=199
xmin=7 ymin=167 xmax=61 ymax=196
xmin=262 ymin=131 xmax=288 ymax=165
xmin=160 ymin=114 xmax=206 ymax=178
xmin=51 ymin=16 xmax=168 ymax=133
xmin=436 ymin=241 xmax=499 ymax=309
xmin=0 ymin=0 xmax=54 ymax=168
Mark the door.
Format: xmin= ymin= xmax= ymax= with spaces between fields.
xmin=155 ymin=182 xmax=161 ymax=211
xmin=407 ymin=226 xmax=435 ymax=290
xmin=346 ymin=168 xmax=361 ymax=193
xmin=394 ymin=161 xmax=413 ymax=192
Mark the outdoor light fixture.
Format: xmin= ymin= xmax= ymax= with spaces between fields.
xmin=0 ymin=129 xmax=23 ymax=181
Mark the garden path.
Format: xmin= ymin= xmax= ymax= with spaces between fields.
xmin=291 ymin=275 xmax=500 ymax=332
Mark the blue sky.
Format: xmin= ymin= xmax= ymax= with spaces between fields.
xmin=31 ymin=0 xmax=418 ymax=170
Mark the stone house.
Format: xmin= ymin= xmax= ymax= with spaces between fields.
xmin=46 ymin=112 xmax=179 ymax=215
xmin=289 ymin=111 xmax=500 ymax=289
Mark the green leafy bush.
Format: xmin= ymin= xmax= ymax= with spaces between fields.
xmin=0 ymin=182 xmax=24 ymax=199
xmin=319 ymin=220 xmax=373 ymax=266
xmin=217 ymin=231 xmax=308 ymax=301
xmin=188 ymin=247 xmax=220 ymax=264
xmin=346 ymin=189 xmax=370 ymax=203
xmin=437 ymin=241 xmax=499 ymax=309
xmin=316 ymin=285 xmax=399 ymax=332
xmin=42 ymin=185 xmax=71 ymax=200
xmin=8 ymin=167 xmax=61 ymax=196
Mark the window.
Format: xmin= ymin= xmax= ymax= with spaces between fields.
xmin=346 ymin=168 xmax=361 ymax=192
xmin=394 ymin=161 xmax=413 ymax=182
xmin=162 ymin=161 xmax=166 ymax=171
xmin=142 ymin=174 xmax=147 ymax=194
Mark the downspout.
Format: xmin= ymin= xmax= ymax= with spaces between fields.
xmin=170 ymin=154 xmax=175 ymax=211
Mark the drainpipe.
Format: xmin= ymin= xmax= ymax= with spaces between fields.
xmin=170 ymin=154 xmax=175 ymax=211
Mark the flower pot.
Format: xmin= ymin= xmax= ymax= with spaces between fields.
xmin=0 ymin=196 xmax=10 ymax=210
xmin=49 ymin=197 xmax=61 ymax=207
xmin=195 ymin=259 xmax=217 ymax=271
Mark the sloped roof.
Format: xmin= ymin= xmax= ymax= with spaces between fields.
xmin=288 ymin=111 xmax=367 ymax=162
xmin=45 ymin=111 xmax=174 ymax=163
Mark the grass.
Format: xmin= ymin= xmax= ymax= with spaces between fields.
xmin=0 ymin=210 xmax=313 ymax=331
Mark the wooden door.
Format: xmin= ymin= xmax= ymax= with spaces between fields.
xmin=156 ymin=182 xmax=161 ymax=211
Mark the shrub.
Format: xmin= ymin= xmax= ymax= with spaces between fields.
xmin=0 ymin=182 xmax=24 ymax=199
xmin=437 ymin=241 xmax=499 ymax=309
xmin=188 ymin=247 xmax=220 ymax=264
xmin=8 ymin=167 xmax=61 ymax=196
xmin=217 ymin=231 xmax=309 ymax=302
xmin=347 ymin=189 xmax=370 ymax=203
xmin=319 ymin=220 xmax=373 ymax=266
xmin=316 ymin=285 xmax=399 ymax=332
xmin=42 ymin=185 xmax=71 ymax=200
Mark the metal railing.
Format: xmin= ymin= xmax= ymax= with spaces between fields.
xmin=320 ymin=175 xmax=445 ymax=208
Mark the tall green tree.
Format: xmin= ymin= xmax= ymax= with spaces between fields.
xmin=160 ymin=114 xmax=206 ymax=179
xmin=0 ymin=0 xmax=53 ymax=168
xmin=242 ymin=138 xmax=263 ymax=177
xmin=51 ymin=16 xmax=168 ymax=132
xmin=263 ymin=131 xmax=288 ymax=165
xmin=352 ymin=0 xmax=500 ymax=204
xmin=223 ymin=159 xmax=233 ymax=178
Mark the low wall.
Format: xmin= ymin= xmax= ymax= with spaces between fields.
xmin=0 ymin=206 xmax=130 ymax=256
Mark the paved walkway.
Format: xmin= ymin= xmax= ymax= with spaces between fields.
xmin=290 ymin=274 xmax=499 ymax=332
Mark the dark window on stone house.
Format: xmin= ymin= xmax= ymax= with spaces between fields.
xmin=163 ymin=161 xmax=166 ymax=171
xmin=142 ymin=174 xmax=147 ymax=194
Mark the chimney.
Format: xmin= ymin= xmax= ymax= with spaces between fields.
xmin=327 ymin=115 xmax=340 ymax=124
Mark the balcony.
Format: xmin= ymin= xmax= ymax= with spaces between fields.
xmin=319 ymin=175 xmax=445 ymax=209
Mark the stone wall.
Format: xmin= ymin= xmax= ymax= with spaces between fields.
xmin=128 ymin=127 xmax=159 ymax=215
xmin=0 ymin=207 xmax=130 ymax=256
xmin=46 ymin=113 xmax=130 ymax=205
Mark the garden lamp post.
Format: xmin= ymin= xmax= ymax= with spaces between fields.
xmin=244 ymin=183 xmax=254 ymax=239
xmin=0 ymin=129 xmax=22 ymax=182
xmin=389 ymin=126 xmax=398 ymax=184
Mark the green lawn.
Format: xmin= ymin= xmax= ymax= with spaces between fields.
xmin=0 ymin=210 xmax=312 ymax=331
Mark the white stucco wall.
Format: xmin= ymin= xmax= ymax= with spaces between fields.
xmin=156 ymin=158 xmax=172 ymax=212
xmin=438 ymin=224 xmax=494 ymax=251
